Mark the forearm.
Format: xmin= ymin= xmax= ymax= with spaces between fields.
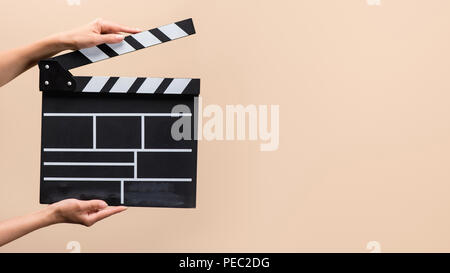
xmin=0 ymin=34 xmax=69 ymax=87
xmin=0 ymin=19 xmax=138 ymax=88
xmin=0 ymin=206 xmax=57 ymax=247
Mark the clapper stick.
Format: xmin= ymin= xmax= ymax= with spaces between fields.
xmin=38 ymin=18 xmax=200 ymax=208
xmin=39 ymin=18 xmax=200 ymax=95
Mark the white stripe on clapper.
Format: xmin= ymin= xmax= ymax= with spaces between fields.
xmin=131 ymin=31 xmax=162 ymax=47
xmin=158 ymin=23 xmax=188 ymax=40
xmin=164 ymin=78 xmax=191 ymax=94
xmin=79 ymin=47 xmax=110 ymax=63
xmin=110 ymin=77 xmax=137 ymax=92
xmin=136 ymin=78 xmax=164 ymax=94
xmin=82 ymin=77 xmax=110 ymax=92
xmin=106 ymin=40 xmax=135 ymax=55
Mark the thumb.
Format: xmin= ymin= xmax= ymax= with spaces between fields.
xmin=80 ymin=200 xmax=108 ymax=211
xmin=97 ymin=34 xmax=125 ymax=44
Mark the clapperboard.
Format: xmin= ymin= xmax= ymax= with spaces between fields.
xmin=38 ymin=19 xmax=199 ymax=208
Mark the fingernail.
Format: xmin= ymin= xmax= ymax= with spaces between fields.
xmin=116 ymin=34 xmax=125 ymax=39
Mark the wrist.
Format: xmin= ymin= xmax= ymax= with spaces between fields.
xmin=20 ymin=33 xmax=73 ymax=66
xmin=39 ymin=205 xmax=62 ymax=226
xmin=47 ymin=32 xmax=74 ymax=51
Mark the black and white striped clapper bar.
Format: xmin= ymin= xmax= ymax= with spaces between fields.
xmin=38 ymin=18 xmax=199 ymax=208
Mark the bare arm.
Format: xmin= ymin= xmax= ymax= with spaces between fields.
xmin=0 ymin=19 xmax=139 ymax=247
xmin=0 ymin=199 xmax=127 ymax=247
xmin=0 ymin=18 xmax=141 ymax=87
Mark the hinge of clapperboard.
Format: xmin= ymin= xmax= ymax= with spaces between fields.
xmin=38 ymin=18 xmax=199 ymax=95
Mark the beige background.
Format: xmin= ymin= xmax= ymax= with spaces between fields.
xmin=1 ymin=0 xmax=450 ymax=252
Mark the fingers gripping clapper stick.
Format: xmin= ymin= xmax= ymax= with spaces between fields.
xmin=39 ymin=18 xmax=200 ymax=94
xmin=38 ymin=19 xmax=200 ymax=208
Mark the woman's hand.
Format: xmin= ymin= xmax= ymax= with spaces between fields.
xmin=57 ymin=18 xmax=142 ymax=50
xmin=48 ymin=199 xmax=127 ymax=227
xmin=0 ymin=199 xmax=127 ymax=246
xmin=0 ymin=19 xmax=141 ymax=87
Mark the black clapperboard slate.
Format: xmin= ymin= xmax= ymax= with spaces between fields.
xmin=38 ymin=19 xmax=200 ymax=208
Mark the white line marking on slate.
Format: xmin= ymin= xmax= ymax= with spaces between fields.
xmin=120 ymin=180 xmax=124 ymax=204
xmin=44 ymin=162 xmax=134 ymax=166
xmin=134 ymin=151 xmax=137 ymax=178
xmin=93 ymin=116 xmax=96 ymax=149
xmin=44 ymin=113 xmax=192 ymax=117
xmin=43 ymin=148 xmax=192 ymax=152
xmin=141 ymin=116 xmax=145 ymax=149
xmin=44 ymin=177 xmax=192 ymax=182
